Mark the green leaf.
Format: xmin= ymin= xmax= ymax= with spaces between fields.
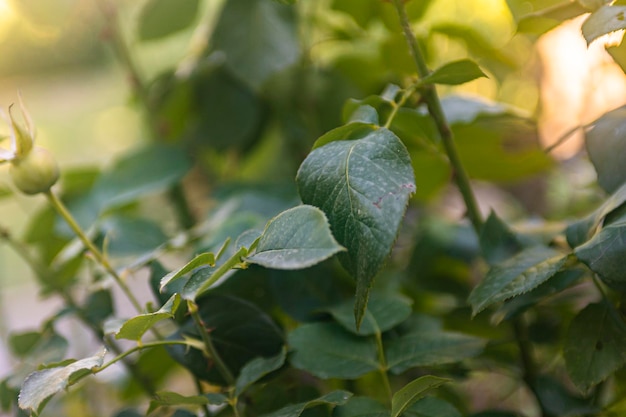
xmin=18 ymin=349 xmax=106 ymax=414
xmin=288 ymin=322 xmax=378 ymax=379
xmin=211 ymin=0 xmax=300 ymax=90
xmin=147 ymin=391 xmax=226 ymax=414
xmin=468 ymin=246 xmax=570 ymax=316
xmin=70 ymin=144 xmax=191 ymax=229
xmin=167 ymin=294 xmax=284 ymax=386
xmin=420 ymin=59 xmax=487 ymax=86
xmin=406 ymin=396 xmax=462 ymax=417
xmin=582 ymin=6 xmax=626 ymax=45
xmin=327 ymin=293 xmax=413 ymax=336
xmin=138 ymin=0 xmax=199 ymax=41
xmin=385 ymin=330 xmax=485 ymax=374
xmin=574 ymin=216 xmax=626 ymax=290
xmin=564 ymin=303 xmax=626 ymax=392
xmin=312 ymin=123 xmax=378 ymax=150
xmin=334 ymin=396 xmax=388 ymax=417
xmin=160 ymin=253 xmax=216 ymax=291
xmin=348 ymin=105 xmax=380 ymax=124
xmin=517 ymin=2 xmax=589 ymax=35
xmin=181 ymin=246 xmax=247 ymax=300
xmin=479 ymin=211 xmax=525 ymax=265
xmin=113 ymin=294 xmax=181 ymax=341
xmin=391 ymin=376 xmax=450 ymax=417
xmin=566 ymin=182 xmax=626 ymax=248
xmin=246 ymin=205 xmax=345 ymax=269
xmin=297 ymin=127 xmax=415 ymax=328
xmin=100 ymin=216 xmax=168 ymax=258
xmin=260 ymin=390 xmax=353 ymax=417
xmin=585 ymin=105 xmax=626 ymax=194
xmin=534 ymin=375 xmax=598 ymax=416
xmin=235 ymin=348 xmax=286 ymax=396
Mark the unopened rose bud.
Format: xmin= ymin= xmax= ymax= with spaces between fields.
xmin=9 ymin=147 xmax=59 ymax=195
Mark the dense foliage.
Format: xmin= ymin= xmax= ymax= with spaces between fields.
xmin=4 ymin=0 xmax=626 ymax=416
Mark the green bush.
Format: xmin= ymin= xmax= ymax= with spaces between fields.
xmin=3 ymin=1 xmax=626 ymax=416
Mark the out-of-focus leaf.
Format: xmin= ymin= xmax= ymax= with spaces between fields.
xmin=564 ymin=303 xmax=626 ymax=392
xmin=333 ymin=396 xmax=388 ymax=417
xmin=167 ymin=294 xmax=284 ymax=385
xmin=582 ymin=6 xmax=626 ymax=45
xmin=100 ymin=216 xmax=168 ymax=258
xmin=235 ymin=348 xmax=286 ymax=396
xmin=260 ymin=391 xmax=352 ymax=417
xmin=138 ymin=0 xmax=199 ymax=41
xmin=210 ymin=0 xmax=300 ymax=90
xmin=288 ymin=323 xmax=378 ymax=379
xmin=516 ymin=1 xmax=588 ymax=35
xmin=147 ymin=391 xmax=227 ymax=414
xmin=421 ymin=59 xmax=487 ymax=86
xmin=160 ymin=252 xmax=216 ymax=291
xmin=406 ymin=396 xmax=462 ymax=417
xmin=585 ymin=105 xmax=626 ymax=193
xmin=327 ymin=293 xmax=412 ymax=336
xmin=566 ymin=182 xmax=626 ymax=248
xmin=385 ymin=329 xmax=485 ymax=374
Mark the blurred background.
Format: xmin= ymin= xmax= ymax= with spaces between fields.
xmin=1 ymin=0 xmax=626 ymax=393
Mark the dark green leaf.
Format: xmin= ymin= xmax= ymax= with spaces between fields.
xmin=82 ymin=289 xmax=114 ymax=327
xmin=235 ymin=348 xmax=286 ymax=396
xmin=406 ymin=396 xmax=462 ymax=417
xmin=333 ymin=396 xmax=388 ymax=417
xmin=420 ymin=59 xmax=487 ymax=86
xmin=585 ymin=105 xmax=626 ymax=194
xmin=18 ymin=349 xmax=106 ymax=414
xmin=391 ymin=376 xmax=450 ymax=417
xmin=168 ymin=294 xmax=284 ymax=385
xmin=534 ymin=375 xmax=599 ymax=416
xmin=288 ymin=322 xmax=378 ymax=379
xmin=191 ymin=66 xmax=265 ymax=152
xmin=327 ymin=293 xmax=413 ymax=336
xmin=9 ymin=332 xmax=41 ymax=359
xmin=582 ymin=6 xmax=626 ymax=45
xmin=100 ymin=216 xmax=168 ymax=258
xmin=385 ymin=330 xmax=485 ymax=374
xmin=138 ymin=0 xmax=199 ymax=41
xmin=312 ymin=123 xmax=377 ymax=150
xmin=211 ymin=0 xmax=300 ymax=90
xmin=566 ymin=182 xmax=626 ymax=248
xmin=479 ymin=211 xmax=524 ymax=265
xmin=70 ymin=144 xmax=191 ymax=229
xmin=297 ymin=128 xmax=415 ymax=328
xmin=575 ymin=217 xmax=626 ymax=290
xmin=269 ymin=265 xmax=347 ymax=321
xmin=260 ymin=390 xmax=352 ymax=417
xmin=246 ymin=205 xmax=345 ymax=269
xmin=564 ymin=303 xmax=626 ymax=392
xmin=468 ymin=247 xmax=570 ymax=316
xmin=112 ymin=294 xmax=181 ymax=341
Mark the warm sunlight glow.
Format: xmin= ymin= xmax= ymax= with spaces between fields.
xmin=0 ymin=0 xmax=17 ymax=41
xmin=538 ymin=15 xmax=626 ymax=159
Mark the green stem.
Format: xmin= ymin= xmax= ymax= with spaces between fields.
xmin=375 ymin=331 xmax=393 ymax=405
xmin=512 ymin=318 xmax=548 ymax=417
xmin=391 ymin=0 xmax=483 ymax=234
xmin=96 ymin=340 xmax=195 ymax=373
xmin=384 ymin=86 xmax=416 ymax=129
xmin=188 ymin=300 xmax=235 ymax=386
xmin=45 ymin=190 xmax=144 ymax=313
xmin=0 ymin=225 xmax=157 ymax=393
